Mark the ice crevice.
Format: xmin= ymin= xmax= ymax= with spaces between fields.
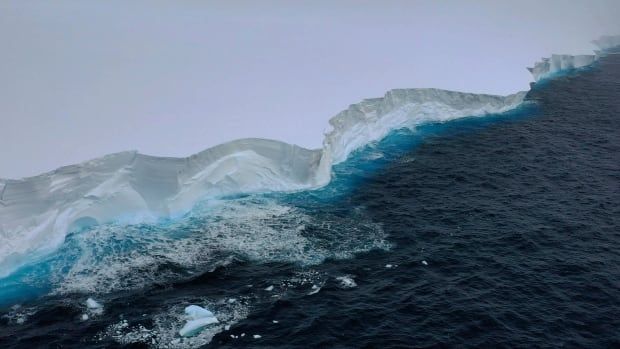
xmin=0 ymin=35 xmax=618 ymax=278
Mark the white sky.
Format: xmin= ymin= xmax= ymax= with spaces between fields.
xmin=1 ymin=0 xmax=619 ymax=179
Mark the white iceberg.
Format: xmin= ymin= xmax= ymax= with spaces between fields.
xmin=2 ymin=35 xmax=618 ymax=278
xmin=178 ymin=305 xmax=219 ymax=337
xmin=0 ymin=89 xmax=526 ymax=278
xmin=85 ymin=297 xmax=103 ymax=316
xmin=86 ymin=297 xmax=102 ymax=309
xmin=184 ymin=304 xmax=214 ymax=320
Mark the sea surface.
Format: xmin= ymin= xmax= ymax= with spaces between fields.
xmin=1 ymin=54 xmax=619 ymax=348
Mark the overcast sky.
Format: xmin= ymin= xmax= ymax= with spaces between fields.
xmin=1 ymin=0 xmax=619 ymax=178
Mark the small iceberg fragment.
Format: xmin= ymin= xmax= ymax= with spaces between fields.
xmin=264 ymin=285 xmax=274 ymax=291
xmin=253 ymin=334 xmax=262 ymax=339
xmin=421 ymin=260 xmax=428 ymax=266
xmin=336 ymin=275 xmax=357 ymax=289
xmin=308 ymin=284 xmax=321 ymax=295
xmin=184 ymin=304 xmax=214 ymax=319
xmin=178 ymin=305 xmax=219 ymax=337
xmin=86 ymin=297 xmax=102 ymax=309
xmin=86 ymin=297 xmax=103 ymax=315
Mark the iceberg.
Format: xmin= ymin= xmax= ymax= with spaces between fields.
xmin=0 ymin=89 xmax=526 ymax=278
xmin=184 ymin=305 xmax=215 ymax=320
xmin=179 ymin=305 xmax=219 ymax=337
xmin=1 ymin=35 xmax=618 ymax=278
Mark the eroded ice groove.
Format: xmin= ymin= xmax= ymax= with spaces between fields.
xmin=1 ymin=35 xmax=619 ymax=278
xmin=528 ymin=35 xmax=620 ymax=82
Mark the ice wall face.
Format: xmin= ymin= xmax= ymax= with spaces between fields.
xmin=0 ymin=140 xmax=323 ymax=277
xmin=527 ymin=34 xmax=620 ymax=82
xmin=528 ymin=54 xmax=598 ymax=82
xmin=317 ymin=88 xmax=527 ymax=182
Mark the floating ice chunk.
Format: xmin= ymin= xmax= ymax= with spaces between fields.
xmin=264 ymin=285 xmax=274 ymax=291
xmin=253 ymin=334 xmax=262 ymax=339
xmin=272 ymin=320 xmax=279 ymax=324
xmin=81 ymin=314 xmax=89 ymax=321
xmin=86 ymin=297 xmax=102 ymax=309
xmin=178 ymin=305 xmax=219 ymax=337
xmin=385 ymin=264 xmax=393 ymax=268
xmin=86 ymin=298 xmax=103 ymax=315
xmin=184 ymin=305 xmax=214 ymax=320
xmin=179 ymin=316 xmax=219 ymax=337
xmin=336 ymin=275 xmax=357 ymax=288
xmin=308 ymin=284 xmax=321 ymax=295
xmin=224 ymin=325 xmax=231 ymax=331
xmin=421 ymin=260 xmax=428 ymax=266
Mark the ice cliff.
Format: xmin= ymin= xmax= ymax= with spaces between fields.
xmin=528 ymin=35 xmax=620 ymax=82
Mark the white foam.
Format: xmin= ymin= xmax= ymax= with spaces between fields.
xmin=41 ymin=197 xmax=385 ymax=295
xmin=183 ymin=305 xmax=214 ymax=321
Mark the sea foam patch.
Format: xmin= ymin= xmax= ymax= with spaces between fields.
xmin=3 ymin=195 xmax=386 ymax=297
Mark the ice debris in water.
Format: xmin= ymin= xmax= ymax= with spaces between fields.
xmin=336 ymin=275 xmax=357 ymax=288
xmin=179 ymin=305 xmax=219 ymax=337
xmin=264 ymin=285 xmax=274 ymax=291
xmin=86 ymin=297 xmax=102 ymax=309
xmin=253 ymin=334 xmax=262 ymax=339
xmin=422 ymin=260 xmax=428 ymax=266
xmin=86 ymin=297 xmax=103 ymax=315
xmin=184 ymin=305 xmax=214 ymax=319
xmin=3 ymin=304 xmax=36 ymax=325
xmin=308 ymin=284 xmax=321 ymax=295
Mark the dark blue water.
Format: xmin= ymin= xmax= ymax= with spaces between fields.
xmin=1 ymin=54 xmax=619 ymax=348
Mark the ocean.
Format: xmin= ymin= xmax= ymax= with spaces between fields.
xmin=1 ymin=54 xmax=619 ymax=348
